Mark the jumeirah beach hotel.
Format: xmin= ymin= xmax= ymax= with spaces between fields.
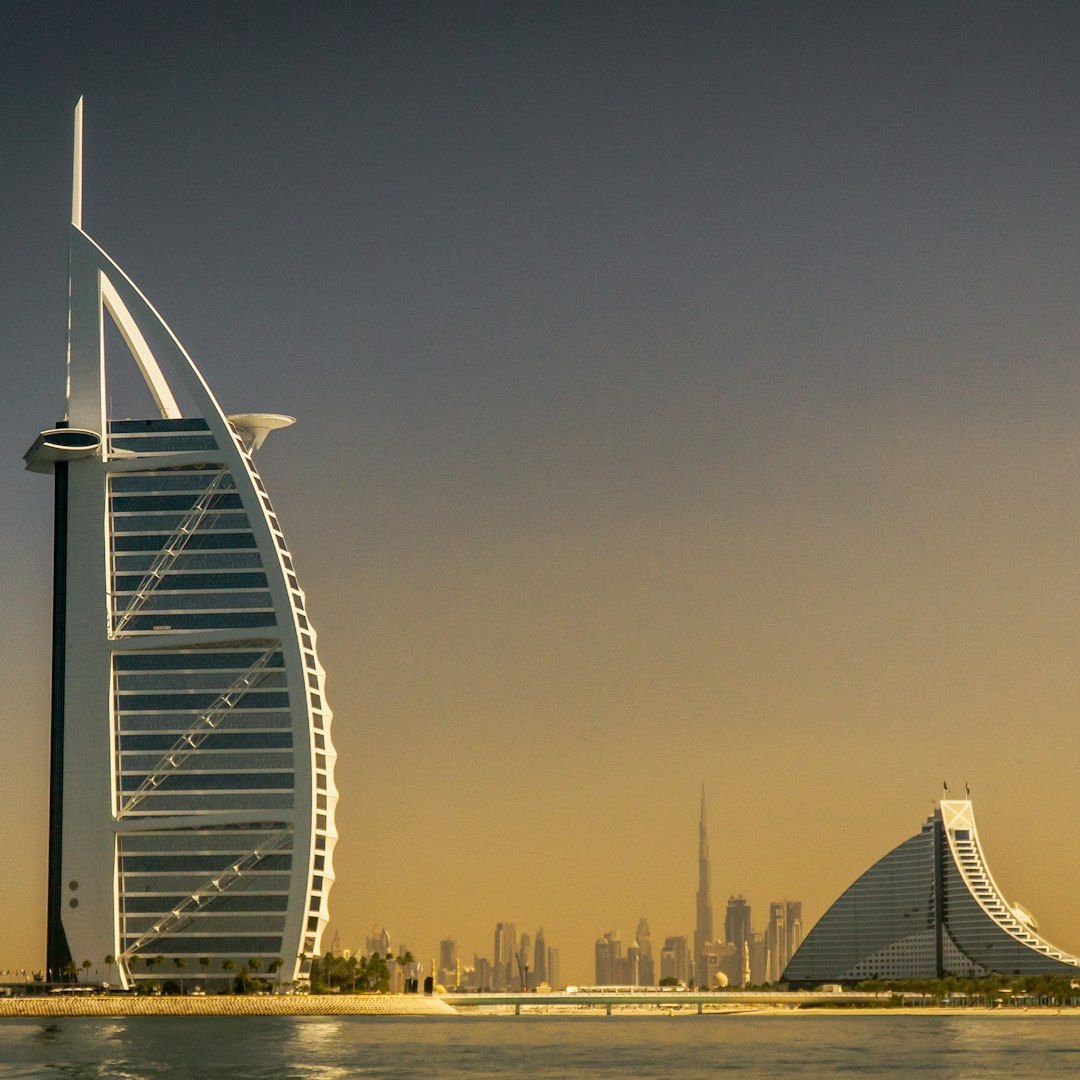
xmin=784 ymin=798 xmax=1080 ymax=985
xmin=25 ymin=102 xmax=337 ymax=988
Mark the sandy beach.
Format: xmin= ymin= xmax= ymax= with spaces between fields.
xmin=0 ymin=994 xmax=455 ymax=1018
xmin=2 ymin=996 xmax=1077 ymax=1019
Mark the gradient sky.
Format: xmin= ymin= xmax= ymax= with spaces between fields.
xmin=4 ymin=1 xmax=1080 ymax=982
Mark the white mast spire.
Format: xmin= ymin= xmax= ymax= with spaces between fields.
xmin=72 ymin=97 xmax=83 ymax=228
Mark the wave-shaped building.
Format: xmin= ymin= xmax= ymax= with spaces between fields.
xmin=783 ymin=799 xmax=1080 ymax=985
xmin=25 ymin=101 xmax=337 ymax=988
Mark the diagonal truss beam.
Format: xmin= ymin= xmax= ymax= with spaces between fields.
xmin=119 ymin=828 xmax=293 ymax=971
xmin=110 ymin=468 xmax=231 ymax=637
xmin=118 ymin=646 xmax=279 ymax=817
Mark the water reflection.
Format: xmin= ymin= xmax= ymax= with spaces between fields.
xmin=285 ymin=1020 xmax=359 ymax=1079
xmin=2 ymin=1014 xmax=1080 ymax=1079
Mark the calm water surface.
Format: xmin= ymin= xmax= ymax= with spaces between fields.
xmin=1 ymin=1014 xmax=1079 ymax=1079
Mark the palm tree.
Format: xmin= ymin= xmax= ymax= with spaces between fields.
xmin=198 ymin=956 xmax=210 ymax=987
xmin=364 ymin=953 xmax=390 ymax=993
xmin=81 ymin=960 xmax=92 ymax=984
xmin=173 ymin=957 xmax=187 ymax=995
xmin=61 ymin=961 xmax=77 ymax=985
xmin=222 ymin=958 xmax=235 ymax=993
xmin=104 ymin=955 xmax=116 ymax=988
xmin=394 ymin=951 xmax=414 ymax=993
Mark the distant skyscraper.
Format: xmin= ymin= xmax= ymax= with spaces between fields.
xmin=749 ymin=931 xmax=766 ymax=985
xmin=438 ymin=937 xmax=457 ymax=988
xmin=366 ymin=927 xmax=392 ymax=959
xmin=721 ymin=896 xmax=752 ymax=985
xmin=547 ymin=947 xmax=560 ymax=989
xmin=472 ymin=955 xmax=491 ymax=990
xmin=694 ymin=784 xmax=714 ymax=982
xmin=518 ymin=931 xmax=531 ymax=989
xmin=766 ymin=901 xmax=786 ymax=983
xmin=636 ymin=917 xmax=655 ymax=986
xmin=785 ymin=900 xmax=803 ymax=969
xmin=660 ymin=934 xmax=690 ymax=985
xmin=493 ymin=922 xmax=517 ymax=991
xmin=725 ymin=896 xmax=752 ymax=954
xmin=761 ymin=899 xmax=804 ymax=981
xmin=533 ymin=927 xmax=548 ymax=985
xmin=595 ymin=930 xmax=623 ymax=984
xmin=696 ymin=943 xmax=718 ymax=987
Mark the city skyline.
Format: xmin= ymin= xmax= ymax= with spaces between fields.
xmin=6 ymin=5 xmax=1080 ymax=985
xmin=349 ymin=790 xmax=797 ymax=988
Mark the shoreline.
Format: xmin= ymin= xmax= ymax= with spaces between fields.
xmin=0 ymin=994 xmax=455 ymax=1017
xmin=462 ymin=1004 xmax=1080 ymax=1018
xmin=1 ymin=997 xmax=1078 ymax=1019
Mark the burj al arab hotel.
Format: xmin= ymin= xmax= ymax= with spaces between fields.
xmin=25 ymin=102 xmax=338 ymax=989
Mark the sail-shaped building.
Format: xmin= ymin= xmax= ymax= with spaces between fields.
xmin=25 ymin=101 xmax=337 ymax=988
xmin=783 ymin=799 xmax=1080 ymax=985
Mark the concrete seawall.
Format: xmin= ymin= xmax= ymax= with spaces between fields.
xmin=0 ymin=994 xmax=456 ymax=1017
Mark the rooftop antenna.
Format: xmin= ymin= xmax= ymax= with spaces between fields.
xmin=72 ymin=97 xmax=83 ymax=229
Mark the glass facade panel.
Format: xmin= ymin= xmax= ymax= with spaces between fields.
xmin=110 ymin=434 xmax=219 ymax=452
xmin=119 ymin=691 xmax=290 ymax=711
xmin=120 ymin=794 xmax=294 ymax=813
xmin=113 ymin=532 xmax=258 ymax=552
xmin=112 ymin=493 xmax=245 ymax=512
xmin=121 ymin=751 xmax=295 ymax=772
xmin=120 ymin=936 xmax=284 ymax=954
xmin=111 ymin=472 xmax=235 ymax=492
xmin=116 ymin=651 xmax=285 ymax=671
xmin=112 ymin=511 xmax=253 ymax=533
xmin=115 ymin=552 xmax=264 ymax=571
xmin=120 ymin=732 xmax=293 ymax=751
xmin=114 ymin=571 xmax=268 ymax=591
xmin=116 ymin=671 xmax=287 ymax=691
xmin=114 ymin=592 xmax=273 ymax=613
xmin=124 ymin=915 xmax=287 ymax=935
xmin=121 ymin=854 xmax=293 ymax=873
xmin=121 ymin=827 xmax=290 ymax=852
xmin=121 ymin=612 xmax=278 ymax=631
xmin=110 ymin=419 xmax=211 ymax=433
xmin=119 ymin=715 xmax=290 ymax=734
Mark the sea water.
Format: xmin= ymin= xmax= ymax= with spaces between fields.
xmin=1 ymin=1014 xmax=1079 ymax=1078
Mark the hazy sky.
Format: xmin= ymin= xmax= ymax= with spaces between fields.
xmin=5 ymin=1 xmax=1080 ymax=982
